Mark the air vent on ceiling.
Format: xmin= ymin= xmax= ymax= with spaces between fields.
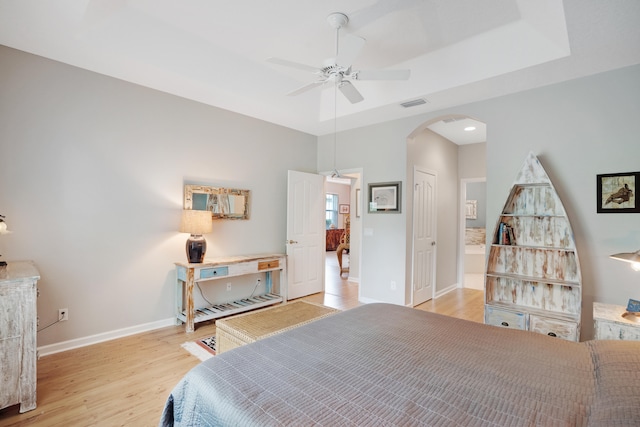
xmin=400 ymin=98 xmax=428 ymax=108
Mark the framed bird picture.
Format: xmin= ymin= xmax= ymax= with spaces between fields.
xmin=597 ymin=172 xmax=640 ymax=213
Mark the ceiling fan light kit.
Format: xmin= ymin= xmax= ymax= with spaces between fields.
xmin=267 ymin=12 xmax=411 ymax=104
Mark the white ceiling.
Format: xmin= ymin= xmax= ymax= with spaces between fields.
xmin=1 ymin=0 xmax=639 ymax=143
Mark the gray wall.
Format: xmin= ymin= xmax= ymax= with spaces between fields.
xmin=459 ymin=142 xmax=487 ymax=180
xmin=2 ymin=44 xmax=637 ymax=347
xmin=319 ymin=64 xmax=640 ymax=338
xmin=0 ymin=45 xmax=316 ymax=347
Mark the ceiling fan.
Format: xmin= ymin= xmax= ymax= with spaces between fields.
xmin=267 ymin=12 xmax=411 ymax=104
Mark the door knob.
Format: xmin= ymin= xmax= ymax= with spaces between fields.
xmin=431 ymin=241 xmax=436 ymax=246
xmin=286 ymin=240 xmax=298 ymax=244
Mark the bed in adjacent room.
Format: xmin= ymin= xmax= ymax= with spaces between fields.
xmin=160 ymin=303 xmax=640 ymax=426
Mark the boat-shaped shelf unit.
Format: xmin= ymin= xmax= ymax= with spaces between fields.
xmin=484 ymin=152 xmax=582 ymax=341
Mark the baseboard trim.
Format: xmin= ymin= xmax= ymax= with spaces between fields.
xmin=37 ymin=317 xmax=177 ymax=357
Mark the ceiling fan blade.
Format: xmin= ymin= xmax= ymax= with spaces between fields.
xmin=336 ymin=34 xmax=366 ymax=67
xmin=267 ymin=57 xmax=319 ymax=73
xmin=338 ymin=81 xmax=364 ymax=104
xmin=354 ymin=69 xmax=411 ymax=80
xmin=286 ymin=81 xmax=325 ymax=96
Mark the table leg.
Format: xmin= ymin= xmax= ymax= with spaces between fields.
xmin=185 ymin=268 xmax=195 ymax=333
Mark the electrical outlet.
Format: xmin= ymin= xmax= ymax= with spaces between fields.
xmin=58 ymin=308 xmax=69 ymax=322
xmin=390 ymin=281 xmax=397 ymax=291
xmin=226 ymin=282 xmax=232 ymax=291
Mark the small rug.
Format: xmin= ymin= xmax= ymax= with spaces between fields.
xmin=182 ymin=335 xmax=216 ymax=361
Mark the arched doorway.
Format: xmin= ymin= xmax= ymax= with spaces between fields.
xmin=407 ymin=115 xmax=486 ymax=305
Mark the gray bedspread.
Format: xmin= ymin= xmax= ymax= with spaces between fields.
xmin=160 ymin=303 xmax=640 ymax=426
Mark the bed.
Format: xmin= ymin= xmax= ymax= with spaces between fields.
xmin=160 ymin=303 xmax=640 ymax=426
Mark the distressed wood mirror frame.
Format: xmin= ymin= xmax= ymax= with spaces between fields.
xmin=184 ymin=184 xmax=250 ymax=220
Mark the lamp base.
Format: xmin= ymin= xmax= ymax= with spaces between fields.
xmin=621 ymin=311 xmax=640 ymax=323
xmin=0 ymin=261 xmax=6 ymax=267
xmin=185 ymin=234 xmax=207 ymax=264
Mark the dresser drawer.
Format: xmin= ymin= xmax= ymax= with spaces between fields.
xmin=530 ymin=315 xmax=578 ymax=341
xmin=595 ymin=320 xmax=640 ymax=341
xmin=485 ymin=306 xmax=527 ymax=330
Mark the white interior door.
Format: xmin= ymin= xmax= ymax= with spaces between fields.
xmin=412 ymin=168 xmax=436 ymax=305
xmin=286 ymin=170 xmax=325 ymax=300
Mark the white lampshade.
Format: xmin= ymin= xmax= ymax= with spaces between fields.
xmin=179 ymin=210 xmax=213 ymax=235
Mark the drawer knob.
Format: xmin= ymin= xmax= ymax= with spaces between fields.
xmin=501 ymin=322 xmax=509 ymax=327
xmin=547 ymin=332 xmax=557 ymax=337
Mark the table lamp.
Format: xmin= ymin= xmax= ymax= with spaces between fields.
xmin=179 ymin=210 xmax=213 ymax=263
xmin=610 ymin=249 xmax=640 ymax=322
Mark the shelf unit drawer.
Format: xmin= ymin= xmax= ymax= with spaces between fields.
xmin=485 ymin=306 xmax=527 ymax=330
xmin=530 ymin=315 xmax=578 ymax=341
xmin=199 ymin=267 xmax=229 ymax=280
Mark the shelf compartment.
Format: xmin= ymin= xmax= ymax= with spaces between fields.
xmin=486 ymin=272 xmax=579 ymax=287
xmin=496 ymin=216 xmax=574 ymax=248
xmin=178 ymin=293 xmax=283 ymax=324
xmin=502 ymin=185 xmax=565 ymax=216
xmin=486 ymin=276 xmax=581 ymax=316
xmin=487 ymin=246 xmax=579 ymax=282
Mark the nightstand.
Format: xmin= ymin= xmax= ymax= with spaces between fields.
xmin=593 ymin=302 xmax=640 ymax=341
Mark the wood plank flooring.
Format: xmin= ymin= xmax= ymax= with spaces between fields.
xmin=0 ymin=254 xmax=482 ymax=427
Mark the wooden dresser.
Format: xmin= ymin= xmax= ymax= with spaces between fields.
xmin=0 ymin=261 xmax=40 ymax=413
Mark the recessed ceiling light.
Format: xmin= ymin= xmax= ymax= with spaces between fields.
xmin=464 ymin=126 xmax=476 ymax=131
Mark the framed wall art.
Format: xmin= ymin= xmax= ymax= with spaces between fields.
xmin=597 ymin=172 xmax=639 ymax=213
xmin=368 ymin=181 xmax=401 ymax=213
xmin=339 ymin=204 xmax=350 ymax=214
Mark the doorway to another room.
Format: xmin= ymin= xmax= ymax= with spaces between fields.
xmin=324 ymin=172 xmax=361 ymax=295
xmin=460 ymin=178 xmax=486 ymax=290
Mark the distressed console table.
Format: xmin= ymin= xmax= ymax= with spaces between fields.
xmin=175 ymin=254 xmax=287 ymax=333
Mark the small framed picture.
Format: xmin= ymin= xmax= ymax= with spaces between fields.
xmin=597 ymin=172 xmax=639 ymax=213
xmin=368 ymin=182 xmax=401 ymax=213
xmin=339 ymin=204 xmax=350 ymax=214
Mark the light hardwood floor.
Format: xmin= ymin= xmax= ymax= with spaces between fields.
xmin=0 ymin=254 xmax=483 ymax=427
